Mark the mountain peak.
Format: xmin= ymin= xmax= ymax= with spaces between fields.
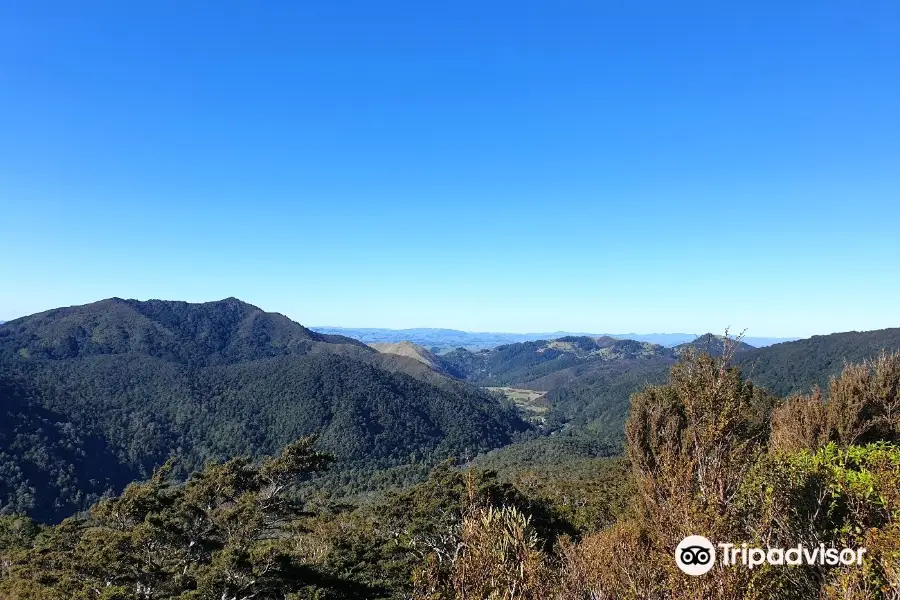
xmin=0 ymin=297 xmax=353 ymax=364
xmin=676 ymin=333 xmax=756 ymax=356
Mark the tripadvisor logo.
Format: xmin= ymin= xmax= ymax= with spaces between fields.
xmin=675 ymin=536 xmax=867 ymax=576
xmin=676 ymin=535 xmax=716 ymax=576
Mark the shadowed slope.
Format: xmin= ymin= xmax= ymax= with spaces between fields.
xmin=0 ymin=298 xmax=529 ymax=522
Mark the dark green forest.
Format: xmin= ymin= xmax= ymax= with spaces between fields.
xmin=1 ymin=299 xmax=900 ymax=599
xmin=437 ymin=330 xmax=900 ymax=442
xmin=3 ymin=300 xmax=900 ymax=524
xmin=438 ymin=336 xmax=672 ymax=388
xmin=1 ymin=347 xmax=897 ymax=599
xmin=0 ymin=299 xmax=528 ymax=522
xmin=733 ymin=327 xmax=900 ymax=396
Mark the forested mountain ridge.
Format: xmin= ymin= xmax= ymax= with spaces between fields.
xmin=311 ymin=326 xmax=796 ymax=351
xmin=540 ymin=328 xmax=900 ymax=438
xmin=3 ymin=297 xmax=897 ymax=527
xmin=432 ymin=329 xmax=900 ymax=443
xmin=311 ymin=326 xmax=699 ymax=351
xmin=439 ymin=336 xmax=672 ymax=388
xmin=0 ymin=297 xmax=367 ymax=365
xmin=735 ymin=327 xmax=900 ymax=396
xmin=3 ymin=350 xmax=897 ymax=599
xmin=0 ymin=298 xmax=530 ymax=523
xmin=439 ymin=334 xmax=754 ymax=390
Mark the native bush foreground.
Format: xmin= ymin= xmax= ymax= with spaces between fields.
xmin=1 ymin=350 xmax=898 ymax=599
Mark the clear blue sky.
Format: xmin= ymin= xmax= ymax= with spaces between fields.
xmin=1 ymin=1 xmax=898 ymax=337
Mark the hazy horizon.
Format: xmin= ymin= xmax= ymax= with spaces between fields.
xmin=310 ymin=324 xmax=796 ymax=339
xmin=0 ymin=295 xmax=847 ymax=341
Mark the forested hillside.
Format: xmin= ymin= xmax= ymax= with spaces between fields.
xmin=735 ymin=327 xmax=900 ymax=396
xmin=0 ymin=375 xmax=136 ymax=520
xmin=0 ymin=299 xmax=529 ymax=522
xmin=537 ymin=329 xmax=900 ymax=437
xmin=311 ymin=326 xmax=795 ymax=350
xmin=440 ymin=335 xmax=672 ymax=388
xmin=3 ymin=297 xmax=899 ymax=529
xmin=435 ymin=329 xmax=900 ymax=443
xmin=435 ymin=335 xmax=706 ymax=439
xmin=0 ymin=297 xmax=365 ymax=364
xmin=1 ymin=350 xmax=897 ymax=599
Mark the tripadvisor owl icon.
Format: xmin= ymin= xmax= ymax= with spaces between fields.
xmin=676 ymin=535 xmax=716 ymax=576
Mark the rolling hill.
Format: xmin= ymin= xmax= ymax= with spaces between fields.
xmin=431 ymin=329 xmax=900 ymax=442
xmin=4 ymin=299 xmax=897 ymax=526
xmin=536 ymin=329 xmax=900 ymax=438
xmin=676 ymin=332 xmax=757 ymax=356
xmin=735 ymin=327 xmax=900 ymax=396
xmin=312 ymin=326 xmax=795 ymax=351
xmin=432 ymin=336 xmax=681 ymax=440
xmin=0 ymin=298 xmax=529 ymax=522
xmin=369 ymin=341 xmax=462 ymax=376
xmin=439 ymin=336 xmax=673 ymax=388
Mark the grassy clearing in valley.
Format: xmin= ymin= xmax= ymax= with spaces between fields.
xmin=484 ymin=386 xmax=549 ymax=414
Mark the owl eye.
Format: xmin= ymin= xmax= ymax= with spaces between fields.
xmin=679 ymin=545 xmax=713 ymax=565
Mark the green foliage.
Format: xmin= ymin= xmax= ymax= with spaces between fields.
xmin=542 ymin=358 xmax=673 ymax=435
xmin=0 ymin=299 xmax=529 ymax=523
xmin=769 ymin=352 xmax=900 ymax=453
xmin=2 ymin=347 xmax=900 ymax=599
xmin=735 ymin=442 xmax=900 ymax=597
xmin=414 ymin=498 xmax=555 ymax=600
xmin=562 ymin=349 xmax=900 ymax=600
xmin=0 ymin=376 xmax=134 ymax=520
xmin=0 ymin=515 xmax=38 ymax=552
xmin=4 ymin=299 xmax=900 ymax=599
xmin=502 ymin=457 xmax=634 ymax=534
xmin=736 ymin=327 xmax=900 ymax=397
xmin=471 ymin=429 xmax=620 ymax=473
xmin=283 ymin=461 xmax=583 ymax=597
xmin=0 ymin=437 xmax=379 ymax=599
xmin=441 ymin=336 xmax=672 ymax=389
